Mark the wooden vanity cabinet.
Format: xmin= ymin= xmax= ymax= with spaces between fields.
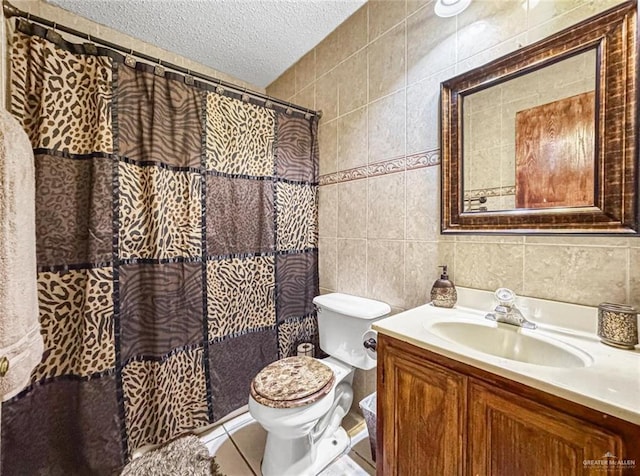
xmin=377 ymin=334 xmax=640 ymax=476
xmin=378 ymin=340 xmax=467 ymax=475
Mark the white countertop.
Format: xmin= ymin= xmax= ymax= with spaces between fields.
xmin=372 ymin=288 xmax=640 ymax=425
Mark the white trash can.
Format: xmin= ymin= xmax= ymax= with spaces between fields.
xmin=358 ymin=392 xmax=377 ymax=462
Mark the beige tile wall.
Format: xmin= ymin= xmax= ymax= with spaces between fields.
xmin=267 ymin=0 xmax=637 ymax=311
xmin=2 ymin=0 xmax=262 ymax=110
xmin=267 ymin=0 xmax=638 ymax=406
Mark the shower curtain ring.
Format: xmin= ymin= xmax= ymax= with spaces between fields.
xmin=216 ymin=81 xmax=225 ymax=95
xmin=46 ymin=21 xmax=62 ymax=43
xmin=124 ymin=48 xmax=136 ymax=68
xmin=84 ymin=34 xmax=98 ymax=55
xmin=241 ymin=87 xmax=250 ymax=103
xmin=155 ymin=59 xmax=165 ymax=77
xmin=185 ymin=69 xmax=194 ymax=85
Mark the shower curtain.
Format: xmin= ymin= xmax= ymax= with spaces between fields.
xmin=1 ymin=20 xmax=319 ymax=475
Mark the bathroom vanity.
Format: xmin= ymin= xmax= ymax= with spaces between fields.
xmin=373 ymin=289 xmax=640 ymax=476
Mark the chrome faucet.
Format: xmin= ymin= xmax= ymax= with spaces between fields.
xmin=485 ymin=288 xmax=536 ymax=329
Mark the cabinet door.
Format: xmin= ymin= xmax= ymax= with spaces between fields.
xmin=468 ymin=380 xmax=624 ymax=476
xmin=379 ymin=340 xmax=467 ymax=476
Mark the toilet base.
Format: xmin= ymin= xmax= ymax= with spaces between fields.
xmin=261 ymin=426 xmax=350 ymax=476
xmin=311 ymin=426 xmax=350 ymax=475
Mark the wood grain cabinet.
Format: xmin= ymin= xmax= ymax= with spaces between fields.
xmin=377 ymin=334 xmax=640 ymax=476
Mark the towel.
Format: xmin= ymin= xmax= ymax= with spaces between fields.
xmin=0 ymin=108 xmax=42 ymax=401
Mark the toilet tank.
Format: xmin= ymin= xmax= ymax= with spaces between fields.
xmin=313 ymin=293 xmax=391 ymax=370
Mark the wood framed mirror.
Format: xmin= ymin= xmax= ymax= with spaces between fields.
xmin=441 ymin=1 xmax=638 ymax=234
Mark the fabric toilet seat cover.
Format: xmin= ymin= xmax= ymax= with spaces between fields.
xmin=250 ymin=356 xmax=335 ymax=409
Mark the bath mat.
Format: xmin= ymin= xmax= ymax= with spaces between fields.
xmin=121 ymin=435 xmax=224 ymax=476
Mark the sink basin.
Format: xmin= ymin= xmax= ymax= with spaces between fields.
xmin=426 ymin=321 xmax=592 ymax=368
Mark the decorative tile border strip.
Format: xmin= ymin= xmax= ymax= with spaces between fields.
xmin=464 ymin=185 xmax=516 ymax=199
xmin=319 ymin=149 xmax=440 ymax=186
xmin=406 ymin=149 xmax=440 ymax=171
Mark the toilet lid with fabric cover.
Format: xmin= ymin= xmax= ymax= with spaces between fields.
xmin=250 ymin=356 xmax=335 ymax=408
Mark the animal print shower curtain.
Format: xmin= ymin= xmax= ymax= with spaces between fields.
xmin=2 ymin=20 xmax=319 ymax=475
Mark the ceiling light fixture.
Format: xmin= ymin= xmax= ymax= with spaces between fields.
xmin=434 ymin=0 xmax=472 ymax=17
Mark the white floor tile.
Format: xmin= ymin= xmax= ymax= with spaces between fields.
xmin=351 ymin=436 xmax=375 ymax=467
xmin=319 ymin=454 xmax=371 ymax=476
xmin=210 ymin=434 xmax=255 ymax=476
xmin=348 ymin=451 xmax=376 ymax=476
xmin=218 ymin=410 xmax=376 ymax=476
xmin=227 ymin=420 xmax=267 ymax=475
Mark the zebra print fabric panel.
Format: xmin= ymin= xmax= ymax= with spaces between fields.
xmin=117 ymin=65 xmax=203 ymax=168
xmin=276 ymin=251 xmax=319 ymax=323
xmin=119 ymin=262 xmax=204 ymax=363
xmin=275 ymin=112 xmax=319 ymax=183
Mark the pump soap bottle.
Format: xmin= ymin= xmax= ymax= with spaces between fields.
xmin=430 ymin=265 xmax=457 ymax=308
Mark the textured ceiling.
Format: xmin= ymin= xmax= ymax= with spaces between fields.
xmin=48 ymin=0 xmax=366 ymax=88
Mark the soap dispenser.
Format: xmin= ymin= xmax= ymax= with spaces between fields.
xmin=430 ymin=265 xmax=457 ymax=308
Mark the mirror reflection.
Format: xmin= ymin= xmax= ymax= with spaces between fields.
xmin=462 ymin=49 xmax=596 ymax=213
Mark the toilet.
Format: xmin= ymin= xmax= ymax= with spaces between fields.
xmin=248 ymin=293 xmax=391 ymax=476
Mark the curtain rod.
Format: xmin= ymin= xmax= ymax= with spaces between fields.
xmin=2 ymin=1 xmax=322 ymax=119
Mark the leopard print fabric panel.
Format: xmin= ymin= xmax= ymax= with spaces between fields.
xmin=119 ymin=162 xmax=202 ymax=260
xmin=10 ymin=31 xmax=113 ymax=155
xmin=32 ymin=267 xmax=115 ymax=381
xmin=205 ymin=93 xmax=276 ymax=176
xmin=35 ymin=154 xmax=113 ymax=266
xmin=276 ymin=182 xmax=319 ymax=251
xmin=207 ymin=256 xmax=276 ymax=340
xmin=278 ymin=315 xmax=319 ymax=358
xmin=205 ymin=175 xmax=275 ymax=256
xmin=121 ymin=347 xmax=209 ymax=451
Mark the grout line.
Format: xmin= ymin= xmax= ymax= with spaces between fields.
xmin=402 ymin=169 xmax=407 ymax=308
xmin=227 ymin=427 xmax=259 ymax=476
xmin=364 ymin=21 xmax=370 ymax=299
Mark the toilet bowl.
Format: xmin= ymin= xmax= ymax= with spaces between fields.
xmin=249 ymin=293 xmax=391 ymax=476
